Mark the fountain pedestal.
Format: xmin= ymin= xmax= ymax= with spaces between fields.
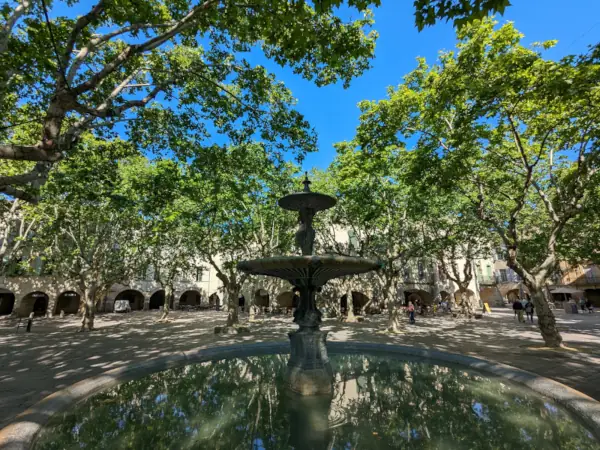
xmin=287 ymin=327 xmax=333 ymax=396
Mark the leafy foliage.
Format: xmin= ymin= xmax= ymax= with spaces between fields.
xmin=351 ymin=18 xmax=600 ymax=345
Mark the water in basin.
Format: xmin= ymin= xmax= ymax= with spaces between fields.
xmin=35 ymin=353 xmax=599 ymax=449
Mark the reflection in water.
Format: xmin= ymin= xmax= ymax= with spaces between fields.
xmin=36 ymin=354 xmax=599 ymax=450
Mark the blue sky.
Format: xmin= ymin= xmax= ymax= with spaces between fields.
xmin=253 ymin=1 xmax=600 ymax=171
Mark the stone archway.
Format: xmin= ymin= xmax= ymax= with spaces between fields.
xmin=149 ymin=290 xmax=173 ymax=310
xmin=179 ymin=290 xmax=201 ymax=307
xmin=254 ymin=289 xmax=270 ymax=308
xmin=506 ymin=289 xmax=520 ymax=302
xmin=55 ymin=291 xmax=80 ymax=315
xmin=340 ymin=291 xmax=370 ymax=314
xmin=208 ymin=293 xmax=220 ymax=309
xmin=585 ymin=289 xmax=600 ymax=307
xmin=405 ymin=289 xmax=433 ymax=306
xmin=276 ymin=291 xmax=294 ymax=312
xmin=20 ymin=291 xmax=49 ymax=317
xmin=0 ymin=289 xmax=15 ymax=316
xmin=115 ymin=289 xmax=145 ymax=311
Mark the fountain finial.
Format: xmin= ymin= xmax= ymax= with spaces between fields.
xmin=302 ymin=172 xmax=311 ymax=192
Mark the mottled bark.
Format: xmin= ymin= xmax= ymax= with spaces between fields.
xmin=456 ymin=287 xmax=475 ymax=318
xmin=226 ymin=284 xmax=241 ymax=327
xmin=345 ymin=285 xmax=358 ymax=323
xmin=528 ymin=283 xmax=563 ymax=348
xmin=385 ymin=282 xmax=403 ymax=333
xmin=158 ymin=283 xmax=174 ymax=321
xmin=79 ymin=286 xmax=96 ymax=332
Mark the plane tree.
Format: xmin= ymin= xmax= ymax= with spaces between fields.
xmin=352 ymin=19 xmax=600 ymax=346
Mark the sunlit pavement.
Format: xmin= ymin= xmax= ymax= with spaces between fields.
xmin=0 ymin=307 xmax=599 ymax=429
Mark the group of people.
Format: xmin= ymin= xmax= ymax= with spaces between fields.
xmin=579 ymin=298 xmax=595 ymax=314
xmin=406 ymin=298 xmax=453 ymax=325
xmin=512 ymin=298 xmax=535 ymax=323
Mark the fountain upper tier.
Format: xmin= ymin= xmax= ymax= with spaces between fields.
xmin=278 ymin=172 xmax=336 ymax=213
xmin=237 ymin=255 xmax=380 ymax=288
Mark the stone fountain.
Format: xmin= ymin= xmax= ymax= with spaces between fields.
xmin=237 ymin=174 xmax=380 ymax=397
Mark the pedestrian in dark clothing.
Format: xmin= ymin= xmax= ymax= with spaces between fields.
xmin=524 ymin=300 xmax=534 ymax=323
xmin=513 ymin=300 xmax=524 ymax=322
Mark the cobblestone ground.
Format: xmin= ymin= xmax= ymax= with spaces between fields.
xmin=1 ymin=307 xmax=599 ymax=429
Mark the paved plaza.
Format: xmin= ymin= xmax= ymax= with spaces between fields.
xmin=1 ymin=307 xmax=600 ymax=430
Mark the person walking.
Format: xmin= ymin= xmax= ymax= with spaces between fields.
xmin=408 ymin=301 xmax=416 ymax=324
xmin=513 ymin=300 xmax=524 ymax=323
xmin=580 ymin=298 xmax=586 ymax=312
xmin=524 ymin=300 xmax=534 ymax=323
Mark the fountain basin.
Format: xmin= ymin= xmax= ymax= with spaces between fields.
xmin=2 ymin=343 xmax=600 ymax=450
xmin=237 ymin=255 xmax=381 ymax=287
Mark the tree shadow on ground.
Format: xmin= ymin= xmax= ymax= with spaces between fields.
xmin=0 ymin=308 xmax=599 ymax=430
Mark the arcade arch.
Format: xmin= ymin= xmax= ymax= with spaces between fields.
xmin=115 ymin=289 xmax=145 ymax=311
xmin=55 ymin=291 xmax=80 ymax=315
xmin=179 ymin=290 xmax=201 ymax=306
xmin=20 ymin=291 xmax=49 ymax=317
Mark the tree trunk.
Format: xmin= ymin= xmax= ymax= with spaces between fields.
xmin=528 ymin=283 xmax=563 ymax=348
xmin=345 ymin=285 xmax=358 ymax=323
xmin=456 ymin=287 xmax=473 ymax=318
xmin=226 ymin=283 xmax=241 ymax=327
xmin=158 ymin=284 xmax=174 ymax=321
xmin=79 ymin=287 xmax=96 ymax=332
xmin=360 ymin=297 xmax=374 ymax=316
xmin=386 ymin=282 xmax=403 ymax=333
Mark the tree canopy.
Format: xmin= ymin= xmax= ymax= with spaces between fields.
xmin=351 ymin=18 xmax=600 ymax=346
xmin=0 ymin=0 xmax=513 ymax=202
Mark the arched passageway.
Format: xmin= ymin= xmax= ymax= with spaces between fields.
xmin=116 ymin=290 xmax=145 ymax=311
xmin=506 ymin=289 xmax=522 ymax=302
xmin=55 ymin=291 xmax=80 ymax=315
xmin=585 ymin=289 xmax=600 ymax=307
xmin=0 ymin=289 xmax=15 ymax=315
xmin=340 ymin=291 xmax=369 ymax=314
xmin=404 ymin=289 xmax=433 ymax=306
xmin=20 ymin=292 xmax=49 ymax=317
xmin=149 ymin=290 xmax=173 ymax=310
xmin=254 ymin=289 xmax=270 ymax=308
xmin=208 ymin=293 xmax=220 ymax=309
xmin=179 ymin=290 xmax=201 ymax=306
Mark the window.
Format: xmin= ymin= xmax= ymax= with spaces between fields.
xmin=196 ymin=268 xmax=204 ymax=282
xmin=500 ymin=269 xmax=508 ymax=282
xmin=486 ymin=264 xmax=492 ymax=278
xmin=418 ymin=261 xmax=424 ymax=279
xmin=403 ymin=266 xmax=411 ymax=280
